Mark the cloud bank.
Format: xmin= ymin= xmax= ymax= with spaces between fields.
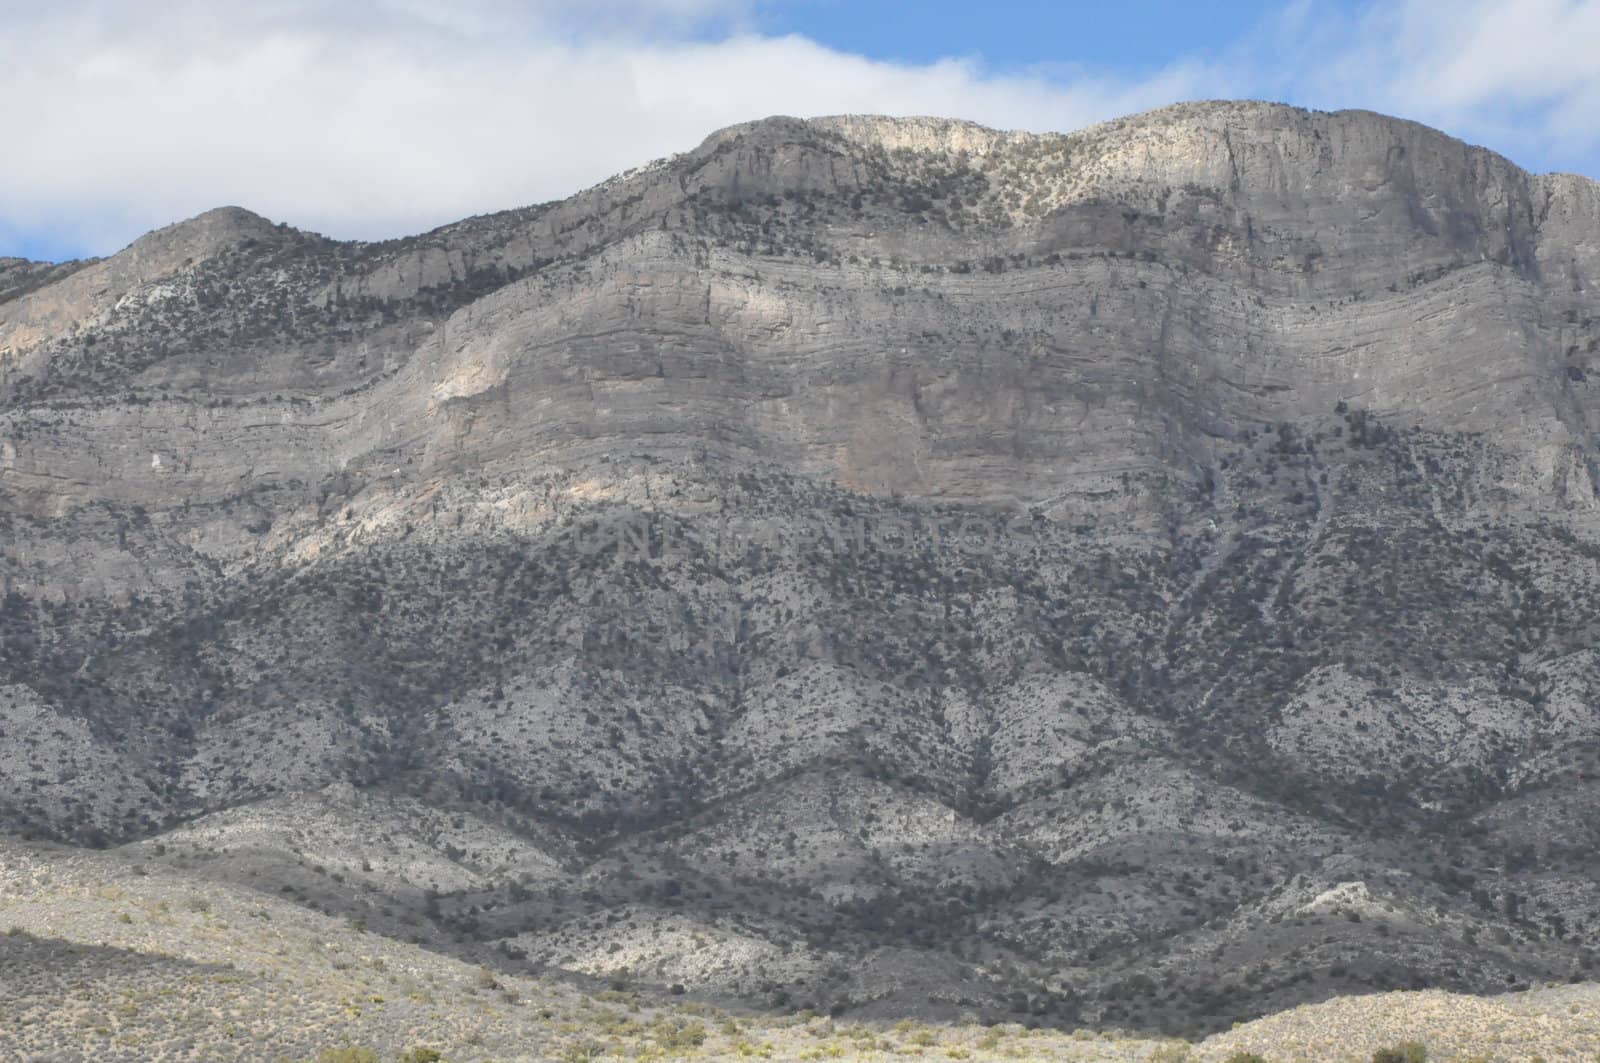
xmin=2 ymin=0 xmax=1596 ymax=259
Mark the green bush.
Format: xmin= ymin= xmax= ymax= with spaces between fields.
xmin=1224 ymin=1054 xmax=1270 ymax=1063
xmin=315 ymin=1049 xmax=379 ymax=1063
xmin=653 ymin=1018 xmax=708 ymax=1049
xmin=1372 ymin=1042 xmax=1427 ymax=1063
xmin=399 ymin=1049 xmax=444 ymax=1063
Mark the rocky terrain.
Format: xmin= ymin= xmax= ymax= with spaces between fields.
xmin=3 ymin=99 xmax=1600 ymax=1048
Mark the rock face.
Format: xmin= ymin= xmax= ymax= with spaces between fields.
xmin=2 ymin=100 xmax=1599 ymax=1033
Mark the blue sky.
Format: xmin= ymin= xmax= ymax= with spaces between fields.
xmin=3 ymin=0 xmax=1598 ymax=262
xmin=751 ymin=1 xmax=1276 ymax=71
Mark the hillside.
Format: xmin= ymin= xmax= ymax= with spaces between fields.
xmin=5 ymin=835 xmax=1600 ymax=1060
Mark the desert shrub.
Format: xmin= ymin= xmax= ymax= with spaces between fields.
xmin=399 ymin=1049 xmax=444 ymax=1063
xmin=653 ymin=1018 xmax=708 ymax=1049
xmin=315 ymin=1048 xmax=379 ymax=1063
xmin=1372 ymin=1044 xmax=1427 ymax=1063
xmin=1223 ymin=1054 xmax=1270 ymax=1063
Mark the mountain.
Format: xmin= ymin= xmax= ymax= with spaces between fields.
xmin=2 ymin=100 xmax=1599 ymax=1037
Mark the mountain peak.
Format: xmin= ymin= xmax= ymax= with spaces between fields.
xmin=122 ymin=205 xmax=285 ymax=264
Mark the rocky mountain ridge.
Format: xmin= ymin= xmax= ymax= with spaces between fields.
xmin=2 ymin=99 xmax=1599 ymax=1035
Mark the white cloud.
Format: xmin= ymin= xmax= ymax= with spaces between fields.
xmin=1254 ymin=0 xmax=1600 ymax=171
xmin=0 ymin=0 xmax=1219 ymax=256
xmin=1 ymin=0 xmax=1596 ymax=260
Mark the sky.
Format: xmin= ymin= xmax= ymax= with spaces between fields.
xmin=3 ymin=0 xmax=1598 ymax=262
